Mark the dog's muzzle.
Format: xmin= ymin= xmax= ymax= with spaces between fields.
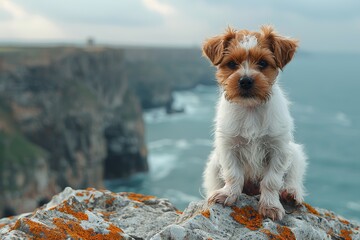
xmin=238 ymin=76 xmax=254 ymax=90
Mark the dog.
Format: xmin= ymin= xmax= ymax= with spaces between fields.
xmin=202 ymin=26 xmax=307 ymax=220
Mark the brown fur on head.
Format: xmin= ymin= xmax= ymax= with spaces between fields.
xmin=202 ymin=26 xmax=298 ymax=107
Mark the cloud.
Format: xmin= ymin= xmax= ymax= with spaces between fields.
xmin=0 ymin=0 xmax=359 ymax=52
xmin=10 ymin=0 xmax=164 ymax=27
xmin=142 ymin=0 xmax=175 ymax=16
xmin=0 ymin=0 xmax=65 ymax=40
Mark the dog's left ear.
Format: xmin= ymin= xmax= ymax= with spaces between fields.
xmin=261 ymin=25 xmax=298 ymax=70
xmin=202 ymin=27 xmax=237 ymax=66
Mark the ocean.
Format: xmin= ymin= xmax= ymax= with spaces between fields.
xmin=107 ymin=52 xmax=360 ymax=222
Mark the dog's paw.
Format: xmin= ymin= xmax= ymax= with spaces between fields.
xmin=280 ymin=187 xmax=304 ymax=205
xmin=207 ymin=187 xmax=239 ymax=206
xmin=258 ymin=201 xmax=285 ymax=221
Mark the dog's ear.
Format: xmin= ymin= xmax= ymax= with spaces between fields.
xmin=261 ymin=25 xmax=298 ymax=70
xmin=202 ymin=27 xmax=237 ymax=66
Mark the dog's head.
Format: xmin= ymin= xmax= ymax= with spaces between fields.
xmin=203 ymin=26 xmax=298 ymax=107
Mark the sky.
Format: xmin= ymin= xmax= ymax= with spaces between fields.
xmin=0 ymin=0 xmax=360 ymax=53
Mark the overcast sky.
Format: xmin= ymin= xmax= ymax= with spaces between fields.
xmin=0 ymin=0 xmax=360 ymax=53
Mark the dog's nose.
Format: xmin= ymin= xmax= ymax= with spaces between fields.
xmin=239 ymin=76 xmax=254 ymax=90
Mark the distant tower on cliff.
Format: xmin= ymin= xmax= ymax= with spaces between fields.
xmin=86 ymin=37 xmax=95 ymax=47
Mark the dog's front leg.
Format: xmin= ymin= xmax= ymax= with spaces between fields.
xmin=208 ymin=138 xmax=244 ymax=206
xmin=259 ymin=142 xmax=289 ymax=220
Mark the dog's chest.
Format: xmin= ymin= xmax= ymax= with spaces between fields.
xmin=232 ymin=135 xmax=270 ymax=179
xmin=229 ymin=107 xmax=268 ymax=139
xmin=227 ymin=109 xmax=271 ymax=175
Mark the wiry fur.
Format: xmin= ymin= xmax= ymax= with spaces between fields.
xmin=202 ymin=26 xmax=307 ymax=221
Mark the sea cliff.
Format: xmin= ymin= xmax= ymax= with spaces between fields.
xmin=0 ymin=46 xmax=214 ymax=217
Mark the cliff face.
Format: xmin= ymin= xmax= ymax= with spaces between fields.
xmin=123 ymin=47 xmax=215 ymax=109
xmin=0 ymin=188 xmax=359 ymax=240
xmin=0 ymin=47 xmax=147 ymax=216
xmin=0 ymin=46 xmax=215 ymax=217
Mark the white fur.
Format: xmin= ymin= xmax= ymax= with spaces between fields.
xmin=239 ymin=35 xmax=258 ymax=50
xmin=203 ymin=80 xmax=307 ymax=220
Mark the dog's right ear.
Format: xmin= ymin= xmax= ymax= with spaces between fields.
xmin=202 ymin=27 xmax=237 ymax=66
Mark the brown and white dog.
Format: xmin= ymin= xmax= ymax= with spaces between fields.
xmin=202 ymin=26 xmax=307 ymax=220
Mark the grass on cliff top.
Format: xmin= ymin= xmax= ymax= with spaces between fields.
xmin=0 ymin=104 xmax=47 ymax=167
xmin=0 ymin=131 xmax=47 ymax=166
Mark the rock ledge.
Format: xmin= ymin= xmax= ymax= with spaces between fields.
xmin=0 ymin=187 xmax=359 ymax=239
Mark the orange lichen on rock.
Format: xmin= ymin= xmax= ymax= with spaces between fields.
xmin=339 ymin=229 xmax=353 ymax=240
xmin=325 ymin=212 xmax=334 ymax=218
xmin=339 ymin=217 xmax=350 ymax=225
xmin=303 ymin=203 xmax=320 ymax=215
xmin=126 ymin=193 xmax=155 ymax=202
xmin=230 ymin=206 xmax=263 ymax=230
xmin=107 ymin=224 xmax=124 ymax=234
xmin=11 ymin=219 xmax=21 ymax=230
xmin=176 ymin=210 xmax=183 ymax=214
xmin=76 ymin=192 xmax=85 ymax=197
xmin=276 ymin=225 xmax=296 ymax=240
xmin=0 ymin=223 xmax=6 ymax=228
xmin=261 ymin=225 xmax=295 ymax=240
xmin=105 ymin=197 xmax=115 ymax=206
xmin=57 ymin=202 xmax=88 ymax=221
xmin=53 ymin=218 xmax=123 ymax=240
xmin=12 ymin=218 xmax=66 ymax=239
xmin=201 ymin=209 xmax=211 ymax=218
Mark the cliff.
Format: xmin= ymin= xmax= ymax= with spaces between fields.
xmin=123 ymin=47 xmax=215 ymax=109
xmin=0 ymin=46 xmax=215 ymax=217
xmin=0 ymin=47 xmax=147 ymax=216
xmin=0 ymin=188 xmax=359 ymax=239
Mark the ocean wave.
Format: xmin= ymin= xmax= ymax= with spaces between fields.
xmin=148 ymin=138 xmax=174 ymax=149
xmin=149 ymin=138 xmax=212 ymax=150
xmin=144 ymin=87 xmax=217 ymax=124
xmin=347 ymin=201 xmax=360 ymax=212
xmin=149 ymin=153 xmax=177 ymax=180
xmin=335 ymin=112 xmax=351 ymax=127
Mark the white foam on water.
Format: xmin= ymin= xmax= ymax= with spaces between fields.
xmin=149 ymin=138 xmax=212 ymax=150
xmin=335 ymin=112 xmax=351 ymax=127
xmin=149 ymin=139 xmax=190 ymax=150
xmin=148 ymin=138 xmax=174 ymax=150
xmin=149 ymin=153 xmax=178 ymax=180
xmin=175 ymin=139 xmax=189 ymax=149
xmin=347 ymin=201 xmax=360 ymax=212
xmin=144 ymin=86 xmax=217 ymax=124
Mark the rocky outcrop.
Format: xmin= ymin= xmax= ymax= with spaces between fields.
xmin=0 ymin=47 xmax=147 ymax=216
xmin=0 ymin=188 xmax=359 ymax=240
xmin=124 ymin=47 xmax=215 ymax=109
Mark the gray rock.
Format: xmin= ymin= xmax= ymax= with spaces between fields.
xmin=1 ymin=187 xmax=359 ymax=240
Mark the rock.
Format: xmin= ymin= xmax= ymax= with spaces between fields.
xmin=0 ymin=187 xmax=180 ymax=240
xmin=154 ymin=195 xmax=360 ymax=240
xmin=0 ymin=188 xmax=359 ymax=240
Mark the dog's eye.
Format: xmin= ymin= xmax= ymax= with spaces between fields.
xmin=258 ymin=60 xmax=268 ymax=69
xmin=226 ymin=60 xmax=238 ymax=70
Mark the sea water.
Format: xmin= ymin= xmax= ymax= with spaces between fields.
xmin=108 ymin=52 xmax=360 ymax=222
